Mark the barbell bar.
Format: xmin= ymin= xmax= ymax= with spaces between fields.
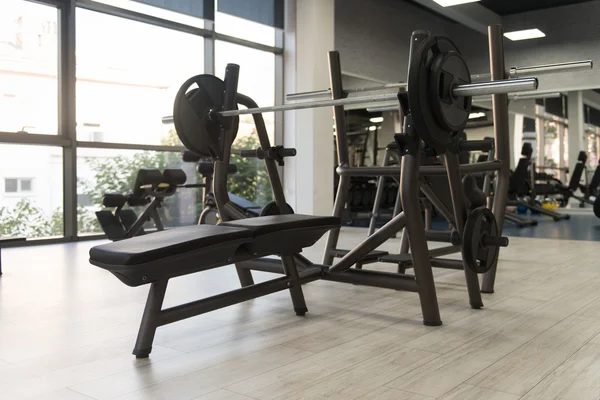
xmin=286 ymin=60 xmax=591 ymax=102
xmin=218 ymin=77 xmax=538 ymax=117
xmin=365 ymin=91 xmax=561 ymax=113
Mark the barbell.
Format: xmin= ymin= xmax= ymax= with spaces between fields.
xmin=217 ymin=77 xmax=537 ymax=117
xmin=173 ymin=34 xmax=541 ymax=156
xmin=286 ymin=59 xmax=591 ymax=102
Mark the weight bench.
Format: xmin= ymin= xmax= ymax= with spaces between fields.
xmin=0 ymin=237 xmax=26 ymax=275
xmin=89 ymin=214 xmax=339 ymax=358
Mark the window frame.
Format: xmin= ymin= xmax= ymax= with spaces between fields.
xmin=0 ymin=0 xmax=283 ymax=245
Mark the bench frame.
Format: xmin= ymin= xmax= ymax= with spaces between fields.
xmin=131 ymin=252 xmax=319 ymax=358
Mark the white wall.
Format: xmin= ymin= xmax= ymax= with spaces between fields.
xmin=461 ymin=2 xmax=600 ymax=93
xmin=336 ymin=0 xmax=600 ymax=93
xmin=334 ymin=0 xmax=488 ymax=84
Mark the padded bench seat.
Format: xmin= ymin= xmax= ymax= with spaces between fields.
xmin=220 ymin=214 xmax=340 ymax=257
xmin=90 ymin=214 xmax=340 ymax=287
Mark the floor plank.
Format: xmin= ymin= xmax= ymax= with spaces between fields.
xmin=1 ymin=231 xmax=600 ymax=399
xmin=467 ymin=314 xmax=600 ymax=396
xmin=520 ymin=340 xmax=600 ymax=400
xmin=437 ymin=384 xmax=520 ymax=400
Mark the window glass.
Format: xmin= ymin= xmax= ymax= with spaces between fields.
xmin=0 ymin=144 xmax=63 ymax=238
xmin=77 ymin=147 xmax=200 ymax=235
xmin=215 ymin=40 xmax=275 ymax=206
xmin=215 ymin=9 xmax=276 ymax=47
xmin=76 ymin=9 xmax=204 ymax=146
xmin=88 ymin=0 xmax=206 ymax=28
xmin=4 ymin=179 xmax=18 ymax=193
xmin=0 ymin=0 xmax=58 ymax=135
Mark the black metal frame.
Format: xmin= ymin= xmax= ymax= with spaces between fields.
xmin=322 ymin=27 xmax=512 ymax=298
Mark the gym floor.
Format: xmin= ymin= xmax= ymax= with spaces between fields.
xmin=503 ymin=208 xmax=600 ymax=241
xmin=1 ymin=227 xmax=600 ymax=399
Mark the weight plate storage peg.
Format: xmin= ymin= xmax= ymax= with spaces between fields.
xmin=173 ymin=75 xmax=239 ymax=159
xmin=407 ymin=35 xmax=472 ymax=154
xmin=461 ymin=207 xmax=509 ymax=274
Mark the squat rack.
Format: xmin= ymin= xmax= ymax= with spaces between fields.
xmin=320 ymin=25 xmax=591 ymax=294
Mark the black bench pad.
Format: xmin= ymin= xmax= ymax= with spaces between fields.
xmin=90 ymin=225 xmax=252 ymax=267
xmin=220 ymin=214 xmax=340 ymax=256
xmin=90 ymin=215 xmax=340 ymax=287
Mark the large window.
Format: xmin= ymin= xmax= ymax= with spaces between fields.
xmin=0 ymin=144 xmax=63 ymax=238
xmin=0 ymin=0 xmax=58 ymax=135
xmin=76 ymin=9 xmax=204 ymax=146
xmin=0 ymin=0 xmax=283 ymax=243
xmin=77 ymin=148 xmax=200 ymax=234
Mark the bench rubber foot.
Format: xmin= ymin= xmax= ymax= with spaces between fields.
xmin=133 ymin=348 xmax=151 ymax=359
xmin=295 ymin=307 xmax=308 ymax=316
xmin=423 ymin=320 xmax=442 ymax=327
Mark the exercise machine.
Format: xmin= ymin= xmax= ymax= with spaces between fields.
xmin=182 ymin=150 xmax=294 ymax=224
xmin=507 ymin=143 xmax=570 ymax=221
xmin=89 ymin=26 xmax=574 ymax=359
xmin=95 ymin=168 xmax=195 ymax=240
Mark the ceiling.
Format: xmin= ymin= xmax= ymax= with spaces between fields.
xmin=479 ymin=0 xmax=594 ymax=16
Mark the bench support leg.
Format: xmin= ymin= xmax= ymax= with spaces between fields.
xmin=235 ymin=266 xmax=255 ymax=287
xmin=281 ymin=255 xmax=308 ymax=316
xmin=133 ymin=279 xmax=168 ymax=358
xmin=0 ymin=246 xmax=3 ymax=276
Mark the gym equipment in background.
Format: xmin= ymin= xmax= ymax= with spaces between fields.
xmin=95 ymin=168 xmax=200 ymax=241
xmin=507 ymin=143 xmax=570 ymax=221
xmin=182 ymin=150 xmax=293 ymax=224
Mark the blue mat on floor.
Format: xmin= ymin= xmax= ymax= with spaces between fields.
xmin=353 ymin=213 xmax=600 ymax=241
xmin=503 ymin=213 xmax=600 ymax=241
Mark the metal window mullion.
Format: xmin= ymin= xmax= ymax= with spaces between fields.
xmin=75 ymin=0 xmax=211 ymax=38
xmin=274 ymin=29 xmax=284 ymax=178
xmin=58 ymin=0 xmax=77 ymax=241
xmin=204 ymin=20 xmax=215 ymax=75
xmin=214 ymin=32 xmax=283 ymax=54
xmin=0 ymin=132 xmax=71 ymax=146
xmin=77 ymin=141 xmax=186 ymax=152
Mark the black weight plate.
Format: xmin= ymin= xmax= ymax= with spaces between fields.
xmin=260 ymin=201 xmax=294 ymax=216
xmin=594 ymin=196 xmax=600 ymax=218
xmin=462 ymin=207 xmax=500 ymax=274
xmin=173 ymin=75 xmax=239 ymax=159
xmin=407 ymin=35 xmax=469 ymax=154
xmin=429 ymin=51 xmax=471 ymax=133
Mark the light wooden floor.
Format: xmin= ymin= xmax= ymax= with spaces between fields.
xmin=1 ymin=228 xmax=600 ymax=399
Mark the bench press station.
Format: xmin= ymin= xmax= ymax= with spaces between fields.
xmin=90 ymin=26 xmax=541 ymax=359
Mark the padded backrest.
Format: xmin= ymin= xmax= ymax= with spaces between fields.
xmin=521 ymin=143 xmax=533 ymax=159
xmin=509 ymin=157 xmax=530 ymax=194
xmin=162 ymin=169 xmax=187 ymax=185
xmin=568 ymin=162 xmax=585 ymax=191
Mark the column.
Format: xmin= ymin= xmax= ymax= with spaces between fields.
xmin=512 ymin=113 xmax=524 ymax=169
xmin=282 ymin=0 xmax=335 ymax=215
xmin=557 ymin=122 xmax=566 ymax=182
xmin=535 ymin=106 xmax=545 ymax=166
xmin=567 ymin=91 xmax=585 ymax=174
